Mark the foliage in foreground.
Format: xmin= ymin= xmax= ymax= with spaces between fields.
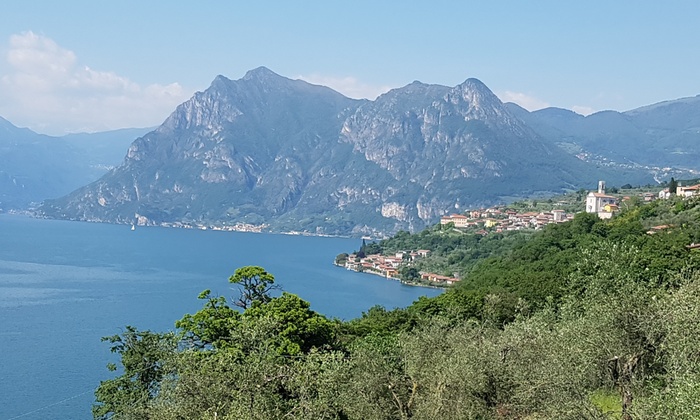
xmin=94 ymin=198 xmax=700 ymax=419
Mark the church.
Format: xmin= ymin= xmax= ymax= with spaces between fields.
xmin=585 ymin=181 xmax=618 ymax=219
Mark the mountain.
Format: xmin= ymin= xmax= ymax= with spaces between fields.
xmin=40 ymin=67 xmax=650 ymax=236
xmin=0 ymin=118 xmax=150 ymax=209
xmin=511 ymin=95 xmax=700 ymax=170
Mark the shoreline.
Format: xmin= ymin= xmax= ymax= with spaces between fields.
xmin=333 ymin=262 xmax=444 ymax=290
xmin=14 ymin=211 xmax=360 ymax=239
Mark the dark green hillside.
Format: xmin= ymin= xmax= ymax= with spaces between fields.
xmin=94 ymin=196 xmax=700 ymax=419
xmin=354 ymin=193 xmax=700 ymax=319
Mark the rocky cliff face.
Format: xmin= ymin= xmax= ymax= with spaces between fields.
xmin=40 ymin=67 xmax=650 ymax=236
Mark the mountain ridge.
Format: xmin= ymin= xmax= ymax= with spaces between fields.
xmin=514 ymin=94 xmax=700 ymax=170
xmin=39 ymin=68 xmax=652 ymax=236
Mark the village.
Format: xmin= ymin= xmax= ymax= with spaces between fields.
xmin=340 ymin=180 xmax=700 ymax=287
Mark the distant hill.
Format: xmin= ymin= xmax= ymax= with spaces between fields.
xmin=0 ymin=117 xmax=150 ymax=209
xmin=40 ymin=67 xmax=651 ymax=236
xmin=509 ymin=95 xmax=700 ymax=169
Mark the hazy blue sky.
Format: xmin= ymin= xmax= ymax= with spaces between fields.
xmin=0 ymin=1 xmax=698 ymax=135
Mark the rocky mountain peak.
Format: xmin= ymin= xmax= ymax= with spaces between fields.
xmin=209 ymin=74 xmax=233 ymax=91
xmin=157 ymin=67 xmax=361 ymax=139
xmin=380 ymin=80 xmax=449 ymax=100
xmin=440 ymin=77 xmax=522 ymax=130
xmin=240 ymin=66 xmax=294 ymax=90
xmin=450 ymin=78 xmax=501 ymax=109
xmin=243 ymin=66 xmax=280 ymax=80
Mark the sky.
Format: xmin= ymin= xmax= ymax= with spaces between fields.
xmin=0 ymin=1 xmax=699 ymax=135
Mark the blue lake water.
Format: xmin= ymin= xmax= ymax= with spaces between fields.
xmin=0 ymin=215 xmax=440 ymax=419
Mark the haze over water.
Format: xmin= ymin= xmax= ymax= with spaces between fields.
xmin=0 ymin=215 xmax=440 ymax=419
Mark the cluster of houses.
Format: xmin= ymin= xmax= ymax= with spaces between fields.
xmin=157 ymin=221 xmax=267 ymax=233
xmin=342 ymin=180 xmax=700 ymax=287
xmin=658 ymin=183 xmax=700 ymax=199
xmin=342 ymin=250 xmax=460 ymax=286
xmin=588 ymin=180 xmax=700 ymax=219
xmin=439 ymin=179 xmax=700 ymax=237
xmin=439 ymin=207 xmax=573 ymax=234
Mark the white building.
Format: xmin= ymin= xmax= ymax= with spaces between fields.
xmin=677 ymin=184 xmax=700 ymax=198
xmin=586 ymin=181 xmax=618 ymax=219
xmin=659 ymin=188 xmax=671 ymax=200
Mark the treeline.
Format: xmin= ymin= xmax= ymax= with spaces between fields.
xmin=94 ymin=197 xmax=700 ymax=419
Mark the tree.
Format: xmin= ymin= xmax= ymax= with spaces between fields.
xmin=668 ymin=177 xmax=678 ymax=195
xmin=400 ymin=266 xmax=420 ymax=282
xmin=229 ymin=265 xmax=279 ymax=309
xmin=577 ymin=188 xmax=588 ymax=201
xmin=178 ymin=267 xmax=335 ymax=356
xmin=93 ymin=326 xmax=176 ymax=419
xmin=441 ymin=221 xmax=455 ymax=230
xmin=342 ymin=333 xmax=413 ymax=419
xmin=241 ymin=292 xmax=337 ymax=356
xmin=175 ymin=289 xmax=240 ymax=349
xmin=631 ymin=273 xmax=700 ymax=417
xmin=363 ymin=242 xmax=382 ymax=255
xmin=335 ymin=253 xmax=349 ymax=265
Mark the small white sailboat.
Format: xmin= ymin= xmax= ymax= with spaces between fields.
xmin=131 ymin=224 xmax=136 ymax=231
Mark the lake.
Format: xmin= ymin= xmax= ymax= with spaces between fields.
xmin=0 ymin=215 xmax=440 ymax=419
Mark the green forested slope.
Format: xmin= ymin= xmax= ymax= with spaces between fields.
xmin=94 ymin=196 xmax=700 ymax=419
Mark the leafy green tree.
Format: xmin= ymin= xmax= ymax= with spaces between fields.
xmin=362 ymin=242 xmax=382 ymax=255
xmin=175 ymin=289 xmax=240 ymax=349
xmin=343 ymin=305 xmax=420 ymax=339
xmin=342 ymin=334 xmax=412 ymax=419
xmin=441 ymin=221 xmax=455 ymax=230
xmin=178 ymin=267 xmax=335 ymax=356
xmin=399 ymin=266 xmax=420 ymax=282
xmin=153 ymin=325 xmax=292 ymax=419
xmin=93 ymin=326 xmax=176 ymax=419
xmin=631 ymin=273 xmax=700 ymax=418
xmin=151 ymin=268 xmax=340 ymax=418
xmin=229 ymin=265 xmax=279 ymax=309
xmin=242 ymin=292 xmax=337 ymax=356
xmin=408 ymin=289 xmax=484 ymax=321
xmin=285 ymin=350 xmax=350 ymax=419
